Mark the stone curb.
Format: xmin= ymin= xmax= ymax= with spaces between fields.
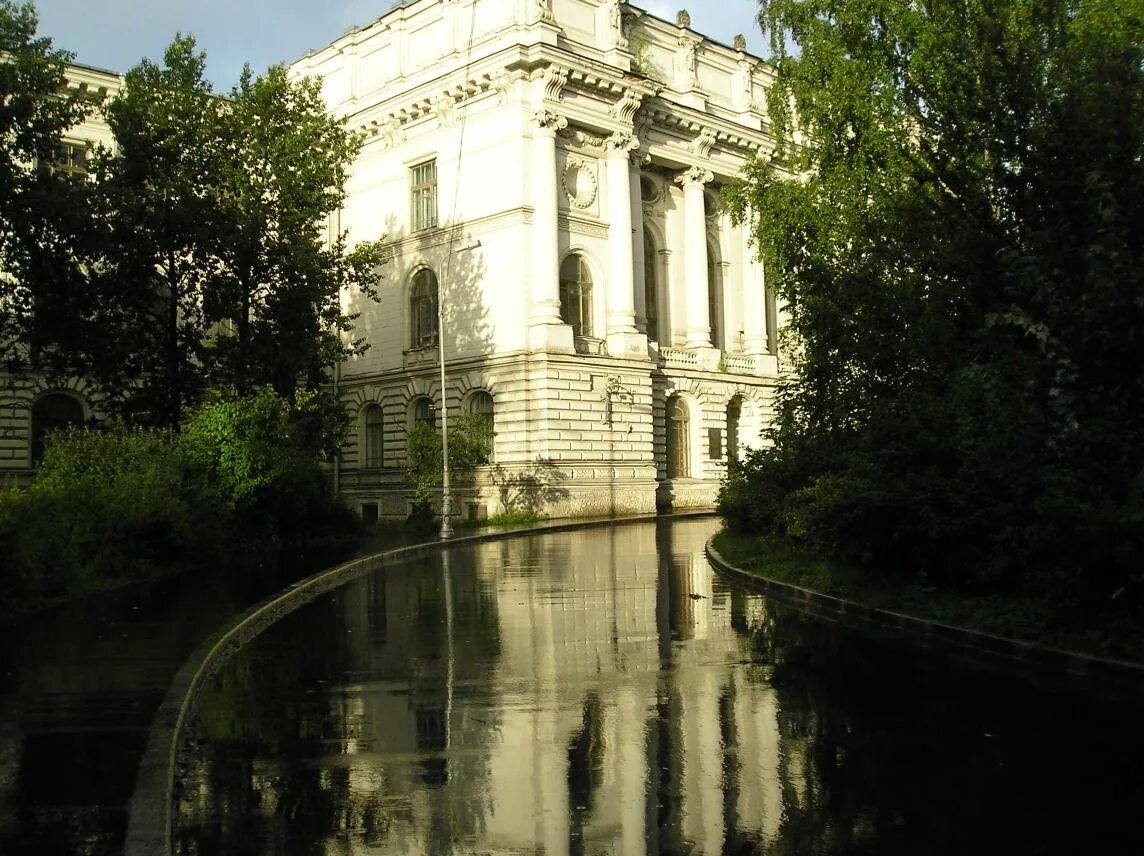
xmin=705 ymin=537 xmax=1144 ymax=690
xmin=124 ymin=510 xmax=713 ymax=855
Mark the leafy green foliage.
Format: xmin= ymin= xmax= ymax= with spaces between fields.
xmin=0 ymin=0 xmax=92 ymax=369
xmin=402 ymin=412 xmax=493 ymax=510
xmin=0 ymin=425 xmax=216 ymax=606
xmin=183 ymin=387 xmax=301 ymax=507
xmin=27 ymin=35 xmax=384 ymax=431
xmin=724 ymin=1 xmax=1144 ymax=607
xmin=0 ymin=388 xmax=360 ymax=612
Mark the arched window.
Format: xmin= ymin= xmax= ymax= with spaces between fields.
xmin=31 ymin=393 xmax=84 ymax=464
xmin=412 ymin=397 xmax=435 ymax=432
xmin=467 ymin=391 xmax=494 ymax=432
xmin=707 ymin=241 xmax=723 ymax=350
xmin=666 ymin=395 xmax=690 ymax=479
xmin=363 ymin=404 xmax=383 ymax=468
xmin=644 ymin=231 xmax=660 ymax=342
xmin=410 ymin=269 xmax=439 ymax=348
xmin=559 ymin=254 xmax=593 ymax=338
xmin=467 ymin=390 xmax=494 ymax=456
xmin=726 ymin=396 xmax=742 ymax=466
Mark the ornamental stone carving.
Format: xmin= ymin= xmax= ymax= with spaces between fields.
xmin=605 ymin=132 xmax=640 ymax=154
xmin=675 ymin=165 xmax=713 ymax=188
xmin=677 ymin=9 xmax=691 ymax=29
xmin=676 ymin=36 xmax=698 ymax=90
xmin=533 ymin=109 xmax=569 ymax=132
xmin=610 ymin=89 xmax=644 ymax=124
xmin=533 ymin=0 xmax=554 ymax=24
xmin=543 ymin=66 xmax=569 ymax=102
xmin=690 ymin=127 xmax=717 ymax=159
xmin=562 ymin=157 xmax=598 ymax=208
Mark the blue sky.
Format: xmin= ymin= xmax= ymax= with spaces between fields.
xmin=34 ymin=1 xmax=767 ymax=90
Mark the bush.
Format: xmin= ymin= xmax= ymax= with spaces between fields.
xmin=183 ymin=387 xmax=356 ymax=542
xmin=1 ymin=388 xmax=360 ymax=614
xmin=0 ymin=425 xmax=216 ymax=607
xmin=402 ymin=412 xmax=492 ymax=524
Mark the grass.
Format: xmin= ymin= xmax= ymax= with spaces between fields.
xmin=712 ymin=529 xmax=1143 ymax=663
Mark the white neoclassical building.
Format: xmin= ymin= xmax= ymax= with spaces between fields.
xmin=1 ymin=2 xmax=785 ymax=520
xmin=300 ymin=0 xmax=784 ymax=520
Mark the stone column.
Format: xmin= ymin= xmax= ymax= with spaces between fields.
xmin=630 ymin=154 xmax=648 ymax=334
xmin=741 ymin=221 xmax=768 ymax=356
xmin=605 ymin=133 xmax=647 ymax=357
xmin=676 ymin=166 xmax=714 ymax=350
xmin=530 ymin=110 xmax=574 ymax=352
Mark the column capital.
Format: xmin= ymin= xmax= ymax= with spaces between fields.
xmin=605 ymin=131 xmax=640 ymax=154
xmin=532 ymin=109 xmax=568 ymax=132
xmin=676 ymin=165 xmax=714 ymax=188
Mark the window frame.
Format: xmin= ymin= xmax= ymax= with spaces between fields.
xmin=559 ymin=253 xmax=594 ymax=339
xmin=412 ymin=397 xmax=436 ymax=432
xmin=409 ymin=268 xmax=439 ymax=349
xmin=362 ymin=403 xmax=384 ymax=468
xmin=410 ymin=159 xmax=438 ymax=232
xmin=666 ymin=395 xmax=690 ymax=479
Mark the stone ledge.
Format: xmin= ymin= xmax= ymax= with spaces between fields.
xmin=705 ymin=537 xmax=1144 ymax=691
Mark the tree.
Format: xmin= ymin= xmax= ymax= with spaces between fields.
xmin=403 ymin=413 xmax=493 ymax=522
xmin=725 ymin=1 xmax=1144 ymax=593
xmin=44 ymin=37 xmax=384 ymax=428
xmin=0 ymin=0 xmax=91 ymax=369
xmin=77 ymin=35 xmax=226 ymax=427
xmin=206 ymin=65 xmax=385 ymax=400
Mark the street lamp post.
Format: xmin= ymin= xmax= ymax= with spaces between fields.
xmin=437 ymin=283 xmax=453 ymax=539
xmin=437 ymin=239 xmax=480 ymax=541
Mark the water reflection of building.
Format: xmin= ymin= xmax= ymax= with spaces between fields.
xmin=178 ymin=519 xmax=796 ymax=853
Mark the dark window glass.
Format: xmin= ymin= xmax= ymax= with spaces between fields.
xmin=411 ymin=159 xmax=437 ymax=231
xmin=410 ymin=269 xmax=439 ymax=348
xmin=559 ymin=254 xmax=593 ymax=338
xmin=363 ymin=404 xmax=384 ymax=467
xmin=666 ymin=396 xmax=689 ymax=479
xmin=31 ymin=393 xmax=84 ymax=464
xmin=644 ymin=232 xmax=660 ymax=342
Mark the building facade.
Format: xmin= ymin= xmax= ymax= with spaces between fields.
xmin=297 ymin=0 xmax=783 ymax=520
xmin=2 ymin=1 xmax=784 ymax=519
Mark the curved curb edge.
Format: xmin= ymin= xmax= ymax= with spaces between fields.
xmin=124 ymin=510 xmax=713 ymax=855
xmin=705 ymin=536 xmax=1144 ymax=687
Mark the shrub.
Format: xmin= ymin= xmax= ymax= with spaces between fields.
xmin=1 ymin=425 xmax=212 ymax=605
xmin=402 ymin=412 xmax=493 ymax=523
xmin=183 ymin=387 xmax=355 ymax=541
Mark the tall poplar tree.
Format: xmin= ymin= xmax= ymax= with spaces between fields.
xmin=725 ymin=1 xmax=1144 ymax=593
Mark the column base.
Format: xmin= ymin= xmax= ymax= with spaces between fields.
xmin=529 ymin=322 xmax=575 ymax=353
xmin=606 ymin=330 xmax=650 ymax=360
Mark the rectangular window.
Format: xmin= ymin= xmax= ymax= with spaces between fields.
xmin=49 ymin=141 xmax=89 ymax=178
xmin=708 ymin=427 xmax=723 ymax=461
xmin=410 ymin=159 xmax=437 ymax=231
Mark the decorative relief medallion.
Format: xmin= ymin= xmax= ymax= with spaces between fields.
xmin=562 ymin=157 xmax=598 ymax=208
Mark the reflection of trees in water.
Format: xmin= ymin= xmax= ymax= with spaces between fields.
xmin=567 ymin=692 xmax=605 ymax=855
xmin=728 ymin=594 xmax=1144 ymax=856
